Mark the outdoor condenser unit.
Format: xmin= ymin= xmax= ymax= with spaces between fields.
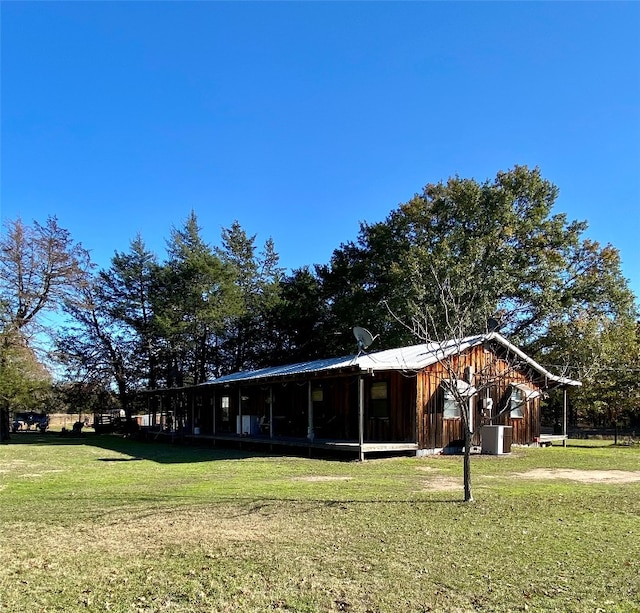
xmin=481 ymin=425 xmax=513 ymax=455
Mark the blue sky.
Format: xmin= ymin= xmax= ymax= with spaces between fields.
xmin=2 ymin=2 xmax=639 ymax=298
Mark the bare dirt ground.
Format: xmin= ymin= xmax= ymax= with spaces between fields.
xmin=513 ymin=468 xmax=640 ymax=484
xmin=292 ymin=476 xmax=353 ymax=482
xmin=416 ymin=465 xmax=640 ymax=491
xmin=417 ymin=465 xmax=462 ymax=491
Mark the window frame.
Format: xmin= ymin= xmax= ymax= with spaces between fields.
xmin=369 ymin=380 xmax=390 ymax=419
xmin=443 ymin=386 xmax=462 ymax=420
xmin=221 ymin=395 xmax=230 ymax=422
xmin=509 ymin=387 xmax=525 ymax=419
xmin=441 ymin=379 xmax=475 ymax=420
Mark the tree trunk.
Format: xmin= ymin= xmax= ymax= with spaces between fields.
xmin=0 ymin=407 xmax=10 ymax=441
xmin=463 ymin=425 xmax=473 ymax=502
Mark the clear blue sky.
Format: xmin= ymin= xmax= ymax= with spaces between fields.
xmin=2 ymin=2 xmax=639 ymax=298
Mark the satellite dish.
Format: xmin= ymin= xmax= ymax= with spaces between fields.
xmin=353 ymin=326 xmax=377 ymax=351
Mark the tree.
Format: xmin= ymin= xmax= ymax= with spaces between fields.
xmin=55 ymin=278 xmax=142 ymax=422
xmin=0 ymin=216 xmax=89 ymax=439
xmin=152 ymin=212 xmax=240 ymax=385
xmin=217 ymin=221 xmax=283 ymax=372
xmin=386 ymin=267 xmax=531 ymax=503
xmin=267 ymin=267 xmax=331 ymax=365
xmin=0 ymin=216 xmax=91 ymax=336
xmin=100 ymin=235 xmax=160 ymax=389
xmin=53 ymin=380 xmax=118 ymax=423
xmin=320 ymin=166 xmax=634 ymax=356
xmin=542 ymin=312 xmax=639 ymax=437
xmin=0 ymin=331 xmax=53 ymax=439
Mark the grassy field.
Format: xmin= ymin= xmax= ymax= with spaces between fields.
xmin=0 ymin=434 xmax=638 ymax=613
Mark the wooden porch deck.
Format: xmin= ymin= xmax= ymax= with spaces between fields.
xmin=180 ymin=431 xmax=419 ymax=459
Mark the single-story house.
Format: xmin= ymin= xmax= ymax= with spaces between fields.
xmin=142 ymin=332 xmax=580 ymax=459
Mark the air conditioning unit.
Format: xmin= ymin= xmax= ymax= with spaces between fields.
xmin=481 ymin=425 xmax=513 ymax=455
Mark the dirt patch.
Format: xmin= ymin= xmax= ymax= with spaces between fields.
xmin=292 ymin=476 xmax=352 ymax=482
xmin=416 ymin=466 xmax=463 ymax=491
xmin=416 ymin=466 xmax=439 ymax=473
xmin=514 ymin=469 xmax=640 ymax=484
xmin=422 ymin=476 xmax=462 ymax=491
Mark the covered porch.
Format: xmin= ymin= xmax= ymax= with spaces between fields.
xmin=140 ymin=368 xmax=418 ymax=461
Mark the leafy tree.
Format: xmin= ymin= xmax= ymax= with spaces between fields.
xmin=53 ymin=380 xmax=118 ymax=422
xmin=542 ymin=312 xmax=639 ymax=436
xmin=217 ymin=221 xmax=283 ymax=371
xmin=0 ymin=331 xmax=53 ymax=439
xmin=267 ymin=267 xmax=331 ymax=365
xmin=153 ymin=212 xmax=240 ymax=385
xmin=320 ymin=166 xmax=635 ymax=354
xmin=100 ymin=235 xmax=160 ymax=389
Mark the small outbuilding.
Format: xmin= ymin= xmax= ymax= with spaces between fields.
xmin=142 ymin=332 xmax=580 ymax=459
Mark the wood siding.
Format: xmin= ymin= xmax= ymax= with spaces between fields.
xmin=141 ymin=342 xmax=545 ymax=450
xmin=416 ymin=344 xmax=543 ymax=449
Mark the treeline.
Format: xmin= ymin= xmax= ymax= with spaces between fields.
xmin=1 ymin=166 xmax=638 ymax=431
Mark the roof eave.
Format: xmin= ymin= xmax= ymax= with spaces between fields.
xmin=486 ymin=332 xmax=582 ymax=388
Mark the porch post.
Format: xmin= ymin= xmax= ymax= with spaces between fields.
xmin=307 ymin=381 xmax=314 ymax=441
xmin=562 ymin=387 xmax=568 ymax=448
xmin=269 ymin=385 xmax=274 ymax=439
xmin=190 ymin=391 xmax=195 ymax=434
xmin=358 ymin=375 xmax=365 ymax=461
xmin=212 ymin=389 xmax=216 ymax=435
xmin=238 ymin=386 xmax=243 ymax=435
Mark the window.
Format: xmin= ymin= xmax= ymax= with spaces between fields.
xmin=509 ymin=387 xmax=525 ymax=419
xmin=441 ymin=379 xmax=475 ymax=420
xmin=370 ymin=381 xmax=389 ymax=418
xmin=221 ymin=396 xmax=230 ymax=422
xmin=443 ymin=387 xmax=461 ymax=419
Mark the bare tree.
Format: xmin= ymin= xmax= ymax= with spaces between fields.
xmin=385 ymin=267 xmax=528 ymax=502
xmin=55 ymin=279 xmax=141 ymax=423
xmin=0 ymin=216 xmax=90 ymax=440
xmin=0 ymin=216 xmax=91 ymax=336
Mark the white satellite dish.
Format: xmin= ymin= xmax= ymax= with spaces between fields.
xmin=353 ymin=326 xmax=377 ymax=351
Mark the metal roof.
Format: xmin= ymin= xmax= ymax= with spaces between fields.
xmin=201 ymin=332 xmax=581 ymax=388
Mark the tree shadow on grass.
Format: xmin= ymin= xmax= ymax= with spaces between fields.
xmin=3 ymin=431 xmax=276 ymax=464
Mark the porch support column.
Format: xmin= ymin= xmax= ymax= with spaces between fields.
xmin=190 ymin=391 xmax=195 ymax=434
xmin=358 ymin=375 xmax=365 ymax=461
xmin=307 ymin=381 xmax=314 ymax=441
xmin=212 ymin=389 xmax=216 ymax=435
xmin=269 ymin=386 xmax=274 ymax=439
xmin=562 ymin=387 xmax=568 ymax=448
xmin=238 ymin=386 xmax=243 ymax=435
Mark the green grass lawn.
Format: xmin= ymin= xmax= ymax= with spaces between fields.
xmin=1 ymin=434 xmax=638 ymax=613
